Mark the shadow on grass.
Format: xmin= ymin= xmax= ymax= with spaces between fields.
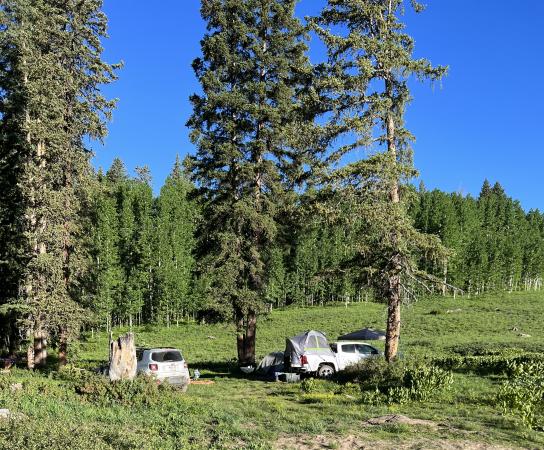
xmin=192 ymin=360 xmax=282 ymax=383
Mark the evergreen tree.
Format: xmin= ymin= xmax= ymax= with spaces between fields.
xmin=314 ymin=0 xmax=448 ymax=360
xmin=188 ymin=0 xmax=317 ymax=365
xmin=0 ymin=0 xmax=117 ymax=366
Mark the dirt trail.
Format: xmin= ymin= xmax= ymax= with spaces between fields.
xmin=275 ymin=434 xmax=516 ymax=450
xmin=275 ymin=415 xmax=516 ymax=450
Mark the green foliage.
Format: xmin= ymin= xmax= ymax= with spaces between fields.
xmin=153 ymin=157 xmax=197 ymax=325
xmin=300 ymin=377 xmax=318 ymax=393
xmin=0 ymin=294 xmax=544 ymax=448
xmin=89 ymin=157 xmax=198 ymax=329
xmin=346 ymin=357 xmax=453 ymax=405
xmin=401 ymin=364 xmax=454 ymax=402
xmin=75 ymin=373 xmax=177 ymax=408
xmin=0 ymin=0 xmax=118 ymax=355
xmin=412 ymin=182 xmax=544 ymax=294
xmin=433 ymin=351 xmax=544 ymax=376
xmin=498 ymin=361 xmax=544 ymax=429
xmin=187 ymin=0 xmax=320 ymax=363
xmin=310 ymin=0 xmax=449 ymax=311
xmin=54 ymin=365 xmax=181 ymax=408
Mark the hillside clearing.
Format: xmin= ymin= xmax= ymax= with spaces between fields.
xmin=1 ymin=292 xmax=543 ymax=449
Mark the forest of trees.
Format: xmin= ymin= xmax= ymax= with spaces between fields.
xmin=1 ymin=0 xmax=543 ymax=367
xmin=89 ymin=157 xmax=196 ymax=330
xmin=43 ymin=159 xmax=544 ymax=327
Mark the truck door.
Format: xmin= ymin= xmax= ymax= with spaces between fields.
xmin=355 ymin=344 xmax=379 ymax=363
xmin=338 ymin=344 xmax=360 ymax=369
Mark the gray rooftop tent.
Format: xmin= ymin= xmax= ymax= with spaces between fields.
xmin=337 ymin=328 xmax=386 ymax=341
xmin=285 ymin=330 xmax=334 ymax=367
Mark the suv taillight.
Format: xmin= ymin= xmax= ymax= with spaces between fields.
xmin=149 ymin=363 xmax=158 ymax=371
xmin=301 ymin=355 xmax=308 ymax=365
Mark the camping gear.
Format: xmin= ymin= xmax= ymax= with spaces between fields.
xmin=240 ymin=366 xmax=255 ymax=374
xmin=337 ymin=328 xmax=386 ymax=341
xmin=256 ymin=351 xmax=285 ymax=376
xmin=285 ymin=330 xmax=334 ymax=368
xmin=282 ymin=373 xmax=300 ymax=383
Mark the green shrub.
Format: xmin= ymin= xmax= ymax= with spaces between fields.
xmin=75 ymin=372 xmax=178 ymax=407
xmin=54 ymin=365 xmax=184 ymax=408
xmin=0 ymin=373 xmax=12 ymax=391
xmin=402 ymin=364 xmax=453 ymax=401
xmin=334 ymin=382 xmax=360 ymax=397
xmin=434 ymin=352 xmax=544 ymax=376
xmin=498 ymin=361 xmax=544 ymax=429
xmin=298 ymin=392 xmax=335 ymax=404
xmin=356 ymin=357 xmax=406 ymax=393
xmin=300 ymin=377 xmax=318 ymax=394
xmin=353 ymin=358 xmax=453 ymax=405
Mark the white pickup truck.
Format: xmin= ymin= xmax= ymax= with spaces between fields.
xmin=287 ymin=336 xmax=380 ymax=378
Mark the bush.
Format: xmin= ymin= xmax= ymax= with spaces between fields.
xmin=402 ymin=364 xmax=453 ymax=401
xmin=353 ymin=358 xmax=453 ymax=405
xmin=300 ymin=378 xmax=318 ymax=394
xmin=54 ymin=366 xmax=181 ymax=407
xmin=497 ymin=361 xmax=544 ymax=429
xmin=76 ymin=373 xmax=178 ymax=407
xmin=298 ymin=393 xmax=335 ymax=404
xmin=433 ymin=352 xmax=544 ymax=376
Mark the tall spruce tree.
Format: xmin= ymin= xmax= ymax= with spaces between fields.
xmin=0 ymin=0 xmax=117 ymax=366
xmin=188 ymin=0 xmax=317 ymax=365
xmin=314 ymin=0 xmax=448 ymax=360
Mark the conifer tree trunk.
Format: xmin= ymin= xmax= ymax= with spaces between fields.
xmin=384 ymin=101 xmax=402 ymax=362
xmin=58 ymin=327 xmax=68 ymax=367
xmin=236 ymin=310 xmax=257 ymax=367
xmin=33 ymin=330 xmax=47 ymax=367
xmin=26 ymin=343 xmax=35 ymax=370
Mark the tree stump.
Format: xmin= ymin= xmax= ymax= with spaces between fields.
xmin=109 ymin=332 xmax=137 ymax=381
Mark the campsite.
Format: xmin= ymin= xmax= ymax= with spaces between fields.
xmin=2 ymin=292 xmax=544 ymax=449
xmin=1 ymin=0 xmax=544 ymax=449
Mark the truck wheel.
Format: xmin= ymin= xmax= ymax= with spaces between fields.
xmin=318 ymin=364 xmax=335 ymax=378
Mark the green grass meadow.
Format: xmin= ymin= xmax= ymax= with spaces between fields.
xmin=1 ymin=292 xmax=544 ymax=449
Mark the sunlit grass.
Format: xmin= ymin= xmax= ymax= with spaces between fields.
xmin=1 ymin=291 xmax=543 ymax=449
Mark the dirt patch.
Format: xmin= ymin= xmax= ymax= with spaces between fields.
xmin=274 ymin=433 xmax=516 ymax=450
xmin=363 ymin=414 xmax=439 ymax=428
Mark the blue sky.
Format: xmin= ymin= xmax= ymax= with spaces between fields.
xmin=93 ymin=1 xmax=544 ymax=211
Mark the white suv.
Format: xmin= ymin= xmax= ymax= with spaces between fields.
xmin=136 ymin=348 xmax=190 ymax=389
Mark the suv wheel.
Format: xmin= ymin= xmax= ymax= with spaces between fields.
xmin=318 ymin=364 xmax=335 ymax=378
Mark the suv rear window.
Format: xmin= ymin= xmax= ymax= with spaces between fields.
xmin=151 ymin=351 xmax=183 ymax=362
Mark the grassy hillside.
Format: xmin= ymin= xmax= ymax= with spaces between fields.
xmin=82 ymin=291 xmax=544 ymax=365
xmin=1 ymin=292 xmax=544 ymax=449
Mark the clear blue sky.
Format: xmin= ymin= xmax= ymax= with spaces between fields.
xmin=93 ymin=0 xmax=544 ymax=211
